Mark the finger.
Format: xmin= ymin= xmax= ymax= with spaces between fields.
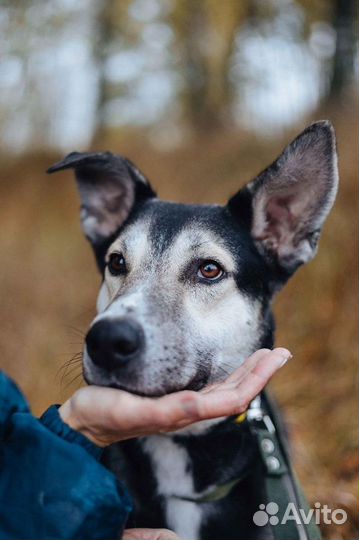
xmin=105 ymin=388 xmax=204 ymax=436
xmin=123 ymin=528 xmax=181 ymax=540
xmin=146 ymin=390 xmax=204 ymax=429
xmin=225 ymin=347 xmax=291 ymax=385
xmin=199 ymin=349 xmax=272 ymax=395
xmin=226 ymin=347 xmax=291 ymax=382
xmin=216 ymin=348 xmax=273 ymax=385
xmin=233 ymin=347 xmax=292 ymax=398
xmin=194 ymin=348 xmax=291 ymax=419
xmin=198 ymin=349 xmax=268 ymax=394
xmin=200 ymin=348 xmax=280 ymax=394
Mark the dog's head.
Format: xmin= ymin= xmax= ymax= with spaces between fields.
xmin=48 ymin=121 xmax=338 ymax=396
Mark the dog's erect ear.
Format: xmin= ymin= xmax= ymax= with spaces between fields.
xmin=47 ymin=152 xmax=156 ymax=244
xmin=228 ymin=121 xmax=338 ymax=279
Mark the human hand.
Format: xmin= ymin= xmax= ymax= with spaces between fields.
xmin=122 ymin=527 xmax=181 ymax=540
xmin=59 ymin=347 xmax=291 ymax=447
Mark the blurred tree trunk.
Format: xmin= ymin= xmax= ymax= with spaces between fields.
xmin=93 ymin=0 xmax=133 ymax=139
xmin=329 ymin=0 xmax=357 ymax=99
xmin=171 ymin=0 xmax=246 ymax=132
xmin=93 ymin=0 xmax=115 ymax=136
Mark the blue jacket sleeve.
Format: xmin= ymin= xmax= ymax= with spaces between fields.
xmin=0 ymin=372 xmax=132 ymax=540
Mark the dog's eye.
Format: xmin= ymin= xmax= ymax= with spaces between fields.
xmin=108 ymin=253 xmax=127 ymax=276
xmin=197 ymin=260 xmax=223 ymax=280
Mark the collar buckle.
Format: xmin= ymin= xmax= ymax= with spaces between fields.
xmin=247 ymin=396 xmax=276 ymax=434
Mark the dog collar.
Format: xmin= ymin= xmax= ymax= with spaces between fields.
xmin=172 ymin=473 xmax=249 ymax=504
xmin=234 ymin=411 xmax=247 ymax=424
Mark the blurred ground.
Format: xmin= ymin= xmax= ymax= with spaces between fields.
xmin=0 ymin=98 xmax=357 ymax=539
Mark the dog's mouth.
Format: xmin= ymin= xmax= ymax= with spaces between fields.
xmin=83 ymin=364 xmax=210 ymax=397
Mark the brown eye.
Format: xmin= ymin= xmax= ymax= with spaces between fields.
xmin=108 ymin=253 xmax=127 ymax=276
xmin=197 ymin=260 xmax=223 ymax=280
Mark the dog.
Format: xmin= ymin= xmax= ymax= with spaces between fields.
xmin=48 ymin=121 xmax=338 ymax=540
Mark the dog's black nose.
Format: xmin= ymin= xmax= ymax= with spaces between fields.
xmin=85 ymin=319 xmax=144 ymax=370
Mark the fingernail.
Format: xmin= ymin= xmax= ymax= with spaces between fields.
xmin=280 ymin=353 xmax=292 ymax=367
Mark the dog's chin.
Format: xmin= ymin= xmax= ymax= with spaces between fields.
xmin=83 ymin=366 xmax=209 ymax=397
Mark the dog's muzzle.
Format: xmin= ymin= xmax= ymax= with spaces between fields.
xmin=85 ymin=318 xmax=144 ymax=371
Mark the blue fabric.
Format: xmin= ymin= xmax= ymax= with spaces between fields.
xmin=41 ymin=405 xmax=103 ymax=460
xmin=0 ymin=371 xmax=132 ymax=539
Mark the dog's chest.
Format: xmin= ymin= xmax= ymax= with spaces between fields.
xmin=104 ymin=435 xmax=206 ymax=538
xmin=142 ymin=435 xmax=204 ymax=540
xmin=103 ymin=421 xmax=268 ymax=540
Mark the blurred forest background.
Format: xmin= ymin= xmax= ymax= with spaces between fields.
xmin=0 ymin=1 xmax=357 ymax=538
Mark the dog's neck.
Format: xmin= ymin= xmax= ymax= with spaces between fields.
xmin=113 ymin=413 xmax=260 ymax=500
xmin=103 ymin=400 xmax=265 ymax=540
xmin=166 ymin=416 xmax=259 ymax=495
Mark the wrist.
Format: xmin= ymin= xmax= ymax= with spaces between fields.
xmin=58 ymin=399 xmax=82 ymax=432
xmin=59 ymin=397 xmax=108 ymax=447
xmin=41 ymin=404 xmax=104 ymax=459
